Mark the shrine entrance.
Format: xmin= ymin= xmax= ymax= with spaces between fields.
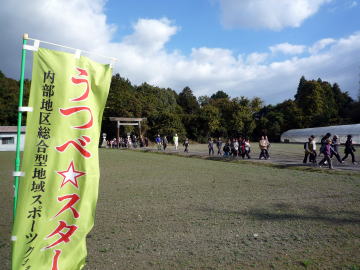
xmin=109 ymin=117 xmax=147 ymax=148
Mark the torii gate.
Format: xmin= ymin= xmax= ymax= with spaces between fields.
xmin=109 ymin=117 xmax=147 ymax=147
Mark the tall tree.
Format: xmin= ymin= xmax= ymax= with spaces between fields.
xmin=332 ymin=83 xmax=353 ymax=120
xmin=148 ymin=111 xmax=186 ymax=140
xmin=178 ymin=86 xmax=200 ymax=114
xmin=198 ymin=95 xmax=210 ymax=106
xmin=210 ymin=90 xmax=229 ymax=100
xmin=198 ymin=104 xmax=221 ymax=138
xmin=230 ymin=97 xmax=258 ymax=137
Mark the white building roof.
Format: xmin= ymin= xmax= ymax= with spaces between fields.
xmin=281 ymin=124 xmax=360 ymax=144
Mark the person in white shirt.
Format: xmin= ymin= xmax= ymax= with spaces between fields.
xmin=173 ymin=133 xmax=179 ymax=150
xmin=309 ymin=135 xmax=317 ymax=164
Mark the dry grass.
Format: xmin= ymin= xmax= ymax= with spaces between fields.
xmin=1 ymin=149 xmax=360 ymax=269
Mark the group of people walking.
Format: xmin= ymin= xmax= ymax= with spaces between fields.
xmin=107 ymin=135 xmax=149 ymax=148
xmin=155 ymin=134 xmax=183 ymax=151
xmin=153 ymin=134 xmax=272 ymax=161
xmin=207 ymin=137 xmax=252 ymax=159
xmin=303 ymin=133 xmax=357 ymax=169
xmin=108 ymin=132 xmax=357 ymax=170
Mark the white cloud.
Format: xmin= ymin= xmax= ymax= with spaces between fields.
xmin=246 ymin=53 xmax=269 ymax=65
xmin=191 ymin=47 xmax=237 ymax=66
xmin=123 ymin=18 xmax=178 ymax=53
xmin=0 ymin=0 xmax=359 ymax=105
xmin=218 ymin=0 xmax=332 ymax=30
xmin=0 ymin=0 xmax=115 ymax=80
xmin=309 ymin=38 xmax=336 ymax=54
xmin=270 ymin=43 xmax=306 ymax=55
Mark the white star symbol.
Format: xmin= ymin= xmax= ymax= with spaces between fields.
xmin=57 ymin=161 xmax=85 ymax=188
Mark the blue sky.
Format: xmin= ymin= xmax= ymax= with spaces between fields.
xmin=105 ymin=0 xmax=359 ymax=56
xmin=0 ymin=0 xmax=359 ymax=104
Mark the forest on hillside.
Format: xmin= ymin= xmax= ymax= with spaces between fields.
xmin=1 ymin=70 xmax=359 ymax=142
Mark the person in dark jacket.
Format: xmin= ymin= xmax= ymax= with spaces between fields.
xmin=183 ymin=138 xmax=189 ymax=153
xmin=239 ymin=137 xmax=246 ymax=158
xmin=216 ymin=137 xmax=223 ymax=155
xmin=223 ymin=141 xmax=231 ymax=156
xmin=208 ymin=138 xmax=214 ymax=155
xmin=303 ymin=137 xmax=312 ymax=163
xmin=342 ymin=135 xmax=357 ymax=164
xmin=162 ymin=136 xmax=168 ymax=151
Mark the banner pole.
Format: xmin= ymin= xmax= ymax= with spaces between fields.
xmin=13 ymin=33 xmax=28 ymax=221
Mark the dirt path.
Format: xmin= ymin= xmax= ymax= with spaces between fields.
xmin=135 ymin=143 xmax=360 ymax=172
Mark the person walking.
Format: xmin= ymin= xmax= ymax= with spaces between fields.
xmin=342 ymin=135 xmax=357 ymax=164
xmin=127 ymin=135 xmax=132 ymax=148
xmin=259 ymin=136 xmax=269 ymax=160
xmin=216 ymin=137 xmax=223 ymax=155
xmin=133 ymin=135 xmax=138 ymax=148
xmin=308 ymin=135 xmax=317 ymax=164
xmin=265 ymin=136 xmax=271 ymax=159
xmin=319 ymin=138 xmax=335 ymax=169
xmin=303 ymin=137 xmax=312 ymax=163
xmin=183 ymin=138 xmax=189 ymax=153
xmin=223 ymin=140 xmax=231 ymax=157
xmin=233 ymin=139 xmax=239 ymax=157
xmin=330 ymin=135 xmax=343 ymax=163
xmin=173 ymin=133 xmax=179 ymax=150
xmin=155 ymin=134 xmax=162 ymax=150
xmin=243 ymin=138 xmax=251 ymax=159
xmin=208 ymin=138 xmax=214 ymax=156
xmin=239 ymin=137 xmax=245 ymax=158
xmin=162 ymin=136 xmax=168 ymax=151
xmin=320 ymin=132 xmax=331 ymax=156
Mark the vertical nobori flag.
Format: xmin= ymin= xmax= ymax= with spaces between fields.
xmin=12 ymin=48 xmax=112 ymax=270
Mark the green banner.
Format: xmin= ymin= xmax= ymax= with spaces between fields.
xmin=12 ymin=48 xmax=111 ymax=270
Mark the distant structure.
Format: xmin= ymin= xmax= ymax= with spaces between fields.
xmin=109 ymin=117 xmax=147 ymax=147
xmin=0 ymin=126 xmax=26 ymax=151
xmin=281 ymin=124 xmax=360 ymax=144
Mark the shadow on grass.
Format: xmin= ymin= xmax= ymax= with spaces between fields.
xmin=195 ymin=204 xmax=360 ymax=225
xmin=120 ymin=148 xmax=360 ymax=176
xmin=205 ymin=156 xmax=360 ymax=176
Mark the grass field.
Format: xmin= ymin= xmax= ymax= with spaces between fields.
xmin=144 ymin=142 xmax=360 ymax=172
xmin=1 ymin=148 xmax=360 ymax=269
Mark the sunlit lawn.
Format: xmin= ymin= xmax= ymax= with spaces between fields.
xmin=1 ymin=149 xmax=360 ymax=269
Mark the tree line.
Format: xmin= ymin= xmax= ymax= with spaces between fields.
xmin=1 ymin=70 xmax=359 ymax=142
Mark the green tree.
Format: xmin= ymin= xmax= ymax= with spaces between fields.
xmin=230 ymin=97 xmax=259 ymax=137
xmin=178 ymin=87 xmax=200 ymax=114
xmin=274 ymin=99 xmax=303 ymax=130
xmin=332 ymin=83 xmax=353 ymax=120
xmin=147 ymin=111 xmax=186 ymax=140
xmin=198 ymin=105 xmax=221 ymax=139
xmin=210 ymin=90 xmax=229 ymax=100
xmin=0 ymin=71 xmax=30 ymax=125
xmin=198 ymin=95 xmax=210 ymax=106
xmin=295 ymin=80 xmax=327 ymax=126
